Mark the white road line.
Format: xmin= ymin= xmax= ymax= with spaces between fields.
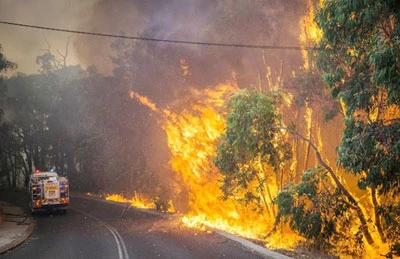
xmin=71 ymin=208 xmax=130 ymax=259
xmin=112 ymin=226 xmax=129 ymax=258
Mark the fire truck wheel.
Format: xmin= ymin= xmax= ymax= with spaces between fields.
xmin=62 ymin=209 xmax=68 ymax=214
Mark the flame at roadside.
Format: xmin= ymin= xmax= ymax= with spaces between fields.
xmin=106 ymin=193 xmax=156 ymax=210
xmin=104 ymin=0 xmax=327 ymax=251
xmin=163 ymin=82 xmax=301 ymax=249
xmin=124 ymin=81 xmax=301 ymax=248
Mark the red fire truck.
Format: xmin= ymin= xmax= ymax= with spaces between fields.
xmin=29 ymin=170 xmax=69 ymax=213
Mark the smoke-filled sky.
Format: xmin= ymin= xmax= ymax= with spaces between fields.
xmin=0 ymin=0 xmax=96 ymax=75
xmin=0 ymin=0 xmax=307 ymax=78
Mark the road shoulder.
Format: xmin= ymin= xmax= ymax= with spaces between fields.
xmin=0 ymin=201 xmax=35 ymax=254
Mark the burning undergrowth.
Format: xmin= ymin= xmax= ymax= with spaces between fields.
xmin=93 ymin=0 xmax=388 ymax=255
xmin=111 ymin=80 xmax=302 ymax=250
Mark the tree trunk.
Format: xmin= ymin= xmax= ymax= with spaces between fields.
xmin=257 ymin=156 xmax=276 ymax=217
xmin=295 ymin=107 xmax=301 ymax=180
xmin=20 ymin=151 xmax=30 ymax=189
xmin=65 ymin=147 xmax=76 ymax=179
xmin=33 ymin=144 xmax=40 ymax=170
xmin=3 ymin=154 xmax=11 ymax=188
xmin=27 ymin=147 xmax=33 ymax=174
xmin=371 ymin=187 xmax=386 ymax=243
xmin=254 ymin=170 xmax=272 ymax=216
xmin=7 ymin=153 xmax=16 ymax=189
xmin=313 ymin=150 xmax=374 ymax=245
xmin=278 ymin=127 xmax=375 ymax=245
xmin=39 ymin=145 xmax=47 ymax=171
xmin=303 ymin=129 xmax=312 ymax=172
xmin=303 ymin=105 xmax=313 ymax=172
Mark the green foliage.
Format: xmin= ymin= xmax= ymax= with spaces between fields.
xmin=316 ymin=0 xmax=400 ymax=190
xmin=316 ymin=0 xmax=400 ymax=114
xmin=284 ymin=70 xmax=341 ymax=124
xmin=276 ymin=169 xmax=327 ymax=241
xmin=392 ymin=243 xmax=400 ymax=257
xmin=379 ymin=200 xmax=400 ymax=247
xmin=338 ymin=118 xmax=400 ymax=193
xmin=215 ymin=89 xmax=291 ymax=205
xmin=275 ymin=168 xmax=362 ymax=254
xmin=315 ymin=0 xmax=400 ymax=251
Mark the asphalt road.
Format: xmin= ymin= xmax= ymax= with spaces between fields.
xmin=2 ymin=195 xmax=267 ymax=259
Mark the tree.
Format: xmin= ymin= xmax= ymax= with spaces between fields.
xmin=0 ymin=44 xmax=17 ymax=188
xmin=275 ymin=168 xmax=365 ymax=256
xmin=0 ymin=45 xmax=16 ymax=74
xmin=0 ymin=44 xmax=16 ymax=117
xmin=315 ymin=0 xmax=400 ymax=251
xmin=215 ymin=88 xmax=377 ymax=255
xmin=0 ymin=46 xmax=90 ymax=189
xmin=214 ymin=89 xmax=292 ymax=217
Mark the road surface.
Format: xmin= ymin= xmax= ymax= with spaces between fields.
xmin=2 ymin=195 xmax=268 ymax=259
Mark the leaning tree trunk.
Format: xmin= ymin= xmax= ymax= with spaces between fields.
xmin=279 ymin=127 xmax=375 ymax=245
xmin=317 ymin=152 xmax=374 ymax=245
xmin=371 ymin=187 xmax=386 ymax=243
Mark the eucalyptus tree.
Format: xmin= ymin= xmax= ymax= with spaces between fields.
xmin=315 ymin=0 xmax=400 ymax=253
xmin=0 ymin=44 xmax=17 ymax=188
xmin=214 ymin=89 xmax=291 ymax=218
xmin=215 ymin=88 xmax=377 ymax=255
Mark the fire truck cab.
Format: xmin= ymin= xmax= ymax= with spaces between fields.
xmin=29 ymin=171 xmax=69 ymax=214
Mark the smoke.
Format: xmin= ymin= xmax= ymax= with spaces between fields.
xmin=0 ymin=0 xmax=96 ymax=75
xmin=74 ymin=0 xmax=307 ymax=82
xmin=2 ymin=0 xmax=313 ymax=203
xmin=72 ymin=0 xmax=310 ymax=201
xmin=0 ymin=0 xmax=308 ymax=81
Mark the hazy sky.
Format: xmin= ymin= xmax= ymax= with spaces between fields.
xmin=0 ymin=0 xmax=306 ymax=78
xmin=0 ymin=0 xmax=96 ymax=75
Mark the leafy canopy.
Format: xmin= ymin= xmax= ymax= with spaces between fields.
xmin=315 ymin=0 xmax=400 ymax=253
xmin=214 ymin=89 xmax=291 ymax=205
xmin=315 ymin=0 xmax=400 ymax=194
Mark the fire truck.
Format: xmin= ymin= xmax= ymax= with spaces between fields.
xmin=29 ymin=170 xmax=69 ymax=214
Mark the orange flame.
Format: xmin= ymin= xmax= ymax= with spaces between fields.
xmin=162 ymin=82 xmax=302 ymax=249
xmin=129 ymin=89 xmax=160 ymax=112
xmin=106 ymin=192 xmax=157 ymax=210
xmin=123 ymin=81 xmax=303 ymax=249
xmin=299 ymin=0 xmax=323 ymax=70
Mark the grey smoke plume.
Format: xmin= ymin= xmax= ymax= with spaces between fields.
xmin=0 ymin=0 xmax=95 ymax=75
xmin=74 ymin=0 xmax=307 ymax=86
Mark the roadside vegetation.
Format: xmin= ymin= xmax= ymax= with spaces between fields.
xmin=215 ymin=0 xmax=400 ymax=257
xmin=0 ymin=0 xmax=398 ymax=257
